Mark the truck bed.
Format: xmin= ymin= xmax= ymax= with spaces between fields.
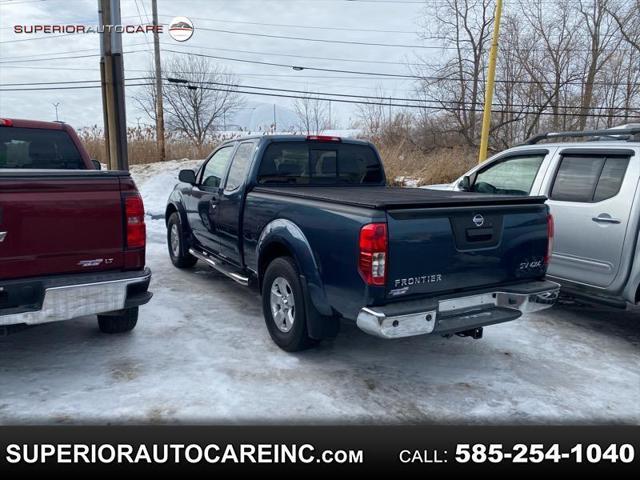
xmin=252 ymin=186 xmax=546 ymax=210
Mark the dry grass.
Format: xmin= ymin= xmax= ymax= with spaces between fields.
xmin=375 ymin=139 xmax=477 ymax=186
xmin=78 ymin=126 xmax=237 ymax=164
xmin=79 ymin=125 xmax=478 ymax=185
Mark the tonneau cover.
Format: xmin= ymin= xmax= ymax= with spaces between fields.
xmin=252 ymin=186 xmax=546 ymax=210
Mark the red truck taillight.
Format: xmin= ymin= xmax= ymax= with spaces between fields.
xmin=125 ymin=194 xmax=146 ymax=249
xmin=544 ymin=213 xmax=554 ymax=266
xmin=359 ymin=223 xmax=387 ymax=286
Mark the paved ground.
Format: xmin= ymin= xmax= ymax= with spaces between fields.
xmin=1 ymin=161 xmax=638 ymax=424
xmin=1 ymin=236 xmax=639 ymax=424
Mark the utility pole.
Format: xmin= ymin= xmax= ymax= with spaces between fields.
xmin=478 ymin=0 xmax=503 ymax=163
xmin=52 ymin=102 xmax=60 ymax=121
xmin=151 ymin=0 xmax=165 ymax=160
xmin=273 ymin=104 xmax=277 ymax=132
xmin=98 ymin=0 xmax=128 ymax=170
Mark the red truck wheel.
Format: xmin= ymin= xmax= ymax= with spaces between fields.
xmin=97 ymin=307 xmax=138 ymax=334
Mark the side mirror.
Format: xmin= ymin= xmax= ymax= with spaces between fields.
xmin=91 ymin=159 xmax=101 ymax=170
xmin=179 ymin=169 xmax=197 ymax=185
xmin=459 ymin=175 xmax=471 ymax=191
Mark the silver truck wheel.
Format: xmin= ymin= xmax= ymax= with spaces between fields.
xmin=270 ymin=276 xmax=296 ymax=333
xmin=261 ymin=256 xmax=317 ymax=351
xmin=170 ymin=223 xmax=180 ymax=257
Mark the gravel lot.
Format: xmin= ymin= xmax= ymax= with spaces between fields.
xmin=1 ymin=161 xmax=638 ymax=424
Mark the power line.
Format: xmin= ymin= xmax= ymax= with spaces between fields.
xmin=162 ymin=42 xmax=415 ymax=67
xmin=0 ymin=82 xmax=152 ymax=92
xmin=162 ymin=48 xmax=640 ymax=88
xmin=2 ymin=78 xmax=636 ymax=118
xmin=196 ymin=26 xmax=445 ymax=50
xmin=0 ymin=77 xmax=149 ymax=86
xmin=166 ymin=78 xmax=640 ymax=112
xmin=167 ymin=83 xmax=640 ymax=119
xmin=0 ymin=43 xmax=150 ymax=61
xmin=157 ymin=14 xmax=418 ymax=35
xmin=0 ymin=32 xmax=76 ymax=43
xmin=0 ymin=49 xmax=150 ymax=63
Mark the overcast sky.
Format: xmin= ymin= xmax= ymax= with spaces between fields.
xmin=0 ymin=0 xmax=433 ymax=130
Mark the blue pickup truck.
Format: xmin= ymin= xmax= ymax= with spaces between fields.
xmin=165 ymin=135 xmax=559 ymax=351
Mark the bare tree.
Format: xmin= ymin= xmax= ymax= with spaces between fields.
xmin=574 ymin=0 xmax=621 ymax=129
xmin=606 ymin=0 xmax=640 ymax=54
xmin=356 ymin=86 xmax=393 ymax=136
xmin=294 ymin=93 xmax=330 ymax=134
xmin=132 ymin=62 xmax=158 ymax=126
xmin=134 ymin=55 xmax=243 ymax=148
xmin=416 ymin=0 xmax=495 ymax=146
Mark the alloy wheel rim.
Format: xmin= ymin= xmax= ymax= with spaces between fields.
xmin=170 ymin=223 xmax=180 ymax=257
xmin=270 ymin=276 xmax=295 ymax=333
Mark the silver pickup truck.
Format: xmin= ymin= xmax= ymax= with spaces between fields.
xmin=428 ymin=125 xmax=640 ymax=308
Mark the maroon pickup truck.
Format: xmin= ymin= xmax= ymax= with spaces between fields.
xmin=0 ymin=118 xmax=151 ymax=334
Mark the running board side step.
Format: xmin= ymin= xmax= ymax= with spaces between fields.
xmin=188 ymin=248 xmax=250 ymax=286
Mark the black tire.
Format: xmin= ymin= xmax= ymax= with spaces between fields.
xmin=262 ymin=257 xmax=318 ymax=352
xmin=98 ymin=307 xmax=138 ymax=334
xmin=167 ymin=212 xmax=197 ymax=268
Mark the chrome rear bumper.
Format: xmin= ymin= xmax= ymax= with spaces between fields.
xmin=0 ymin=269 xmax=151 ymax=327
xmin=356 ymin=280 xmax=559 ymax=339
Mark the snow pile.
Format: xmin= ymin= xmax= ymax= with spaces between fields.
xmin=130 ymin=159 xmax=203 ymax=245
xmin=130 ymin=159 xmax=202 ymax=218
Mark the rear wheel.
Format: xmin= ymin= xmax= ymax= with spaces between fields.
xmin=167 ymin=212 xmax=197 ymax=268
xmin=262 ymin=257 xmax=317 ymax=351
xmin=98 ymin=307 xmax=138 ymax=334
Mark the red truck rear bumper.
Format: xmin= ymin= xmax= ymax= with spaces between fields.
xmin=0 ymin=268 xmax=151 ymax=327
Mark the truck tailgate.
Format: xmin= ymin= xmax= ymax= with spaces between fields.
xmin=386 ymin=202 xmax=549 ymax=298
xmin=0 ymin=172 xmax=126 ymax=280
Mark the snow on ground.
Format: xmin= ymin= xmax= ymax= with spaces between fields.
xmin=0 ymin=159 xmax=639 ymax=424
xmin=130 ymin=159 xmax=203 ymax=244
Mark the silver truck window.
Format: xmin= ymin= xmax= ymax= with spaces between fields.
xmin=550 ymin=155 xmax=629 ymax=203
xmin=472 ymin=154 xmax=544 ymax=195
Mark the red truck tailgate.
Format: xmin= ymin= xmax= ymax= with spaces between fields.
xmin=0 ymin=172 xmax=127 ymax=280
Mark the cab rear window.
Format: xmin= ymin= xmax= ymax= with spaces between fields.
xmin=0 ymin=127 xmax=85 ymax=169
xmin=258 ymin=142 xmax=384 ymax=185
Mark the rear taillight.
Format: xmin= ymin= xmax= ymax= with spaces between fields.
xmin=125 ymin=194 xmax=146 ymax=249
xmin=544 ymin=213 xmax=554 ymax=266
xmin=359 ymin=223 xmax=387 ymax=286
xmin=0 ymin=118 xmax=13 ymax=127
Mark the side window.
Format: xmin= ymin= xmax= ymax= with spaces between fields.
xmin=200 ymin=146 xmax=233 ymax=189
xmin=594 ymin=157 xmax=629 ymax=202
xmin=550 ymin=155 xmax=629 ymax=203
xmin=472 ymin=154 xmax=545 ymax=195
xmin=225 ymin=142 xmax=255 ymax=191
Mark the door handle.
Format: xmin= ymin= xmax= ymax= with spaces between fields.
xmin=592 ymin=216 xmax=621 ymax=224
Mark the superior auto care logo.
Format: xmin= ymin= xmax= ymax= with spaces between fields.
xmin=12 ymin=16 xmax=194 ymax=41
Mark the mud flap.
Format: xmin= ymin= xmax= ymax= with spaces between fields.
xmin=300 ymin=275 xmax=339 ymax=340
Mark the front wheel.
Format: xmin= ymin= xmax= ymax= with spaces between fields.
xmin=97 ymin=307 xmax=138 ymax=334
xmin=262 ymin=257 xmax=317 ymax=352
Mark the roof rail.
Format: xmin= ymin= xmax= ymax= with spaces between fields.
xmin=521 ymin=127 xmax=640 ymax=145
